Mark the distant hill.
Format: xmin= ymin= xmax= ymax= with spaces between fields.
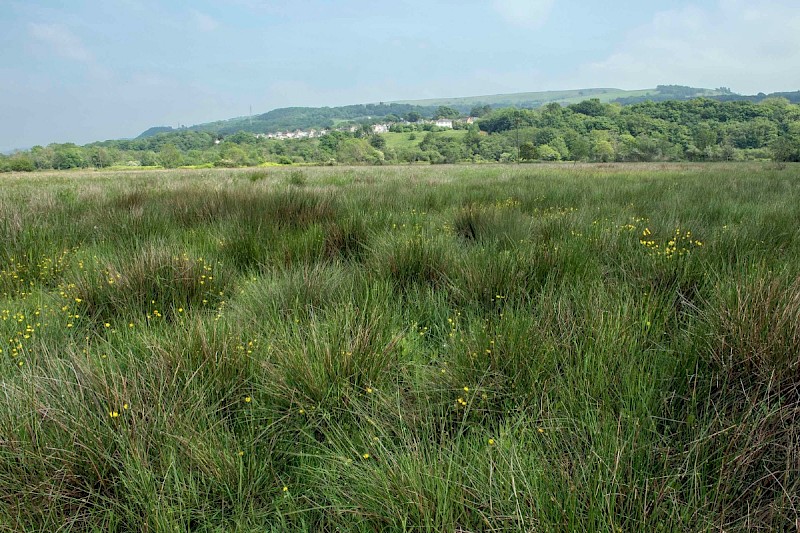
xmin=138 ymin=126 xmax=178 ymax=139
xmin=390 ymin=85 xmax=731 ymax=109
xmin=138 ymin=103 xmax=438 ymax=139
xmin=136 ymin=85 xmax=800 ymax=139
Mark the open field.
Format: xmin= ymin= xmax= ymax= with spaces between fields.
xmin=1 ymin=163 xmax=799 ymax=531
xmin=383 ymin=130 xmax=468 ymax=152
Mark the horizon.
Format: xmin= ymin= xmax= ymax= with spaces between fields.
xmin=1 ymin=83 xmax=793 ymax=154
xmin=2 ymin=0 xmax=800 ymax=152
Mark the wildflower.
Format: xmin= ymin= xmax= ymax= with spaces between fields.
xmin=109 ymin=411 xmax=119 ymax=418
xmin=123 ymin=403 xmax=129 ymax=410
xmin=238 ymin=451 xmax=244 ymax=457
xmin=283 ymin=486 xmax=288 ymax=492
xmin=362 ymin=453 xmax=370 ymax=459
xmin=488 ymin=438 xmax=495 ymax=446
xmin=244 ymin=396 xmax=251 ymax=403
xmin=366 ymin=387 xmax=373 ymax=394
xmin=104 ymin=323 xmax=110 ymax=328
xmin=463 ymin=386 xmax=469 ymax=392
xmin=537 ymin=427 xmax=544 ymax=433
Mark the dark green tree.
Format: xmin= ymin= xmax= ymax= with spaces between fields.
xmin=435 ymin=106 xmax=460 ymax=119
xmin=469 ymin=105 xmax=492 ymax=117
xmin=158 ymin=144 xmax=183 ymax=168
xmin=519 ymin=141 xmax=536 ymax=161
xmin=52 ymin=145 xmax=86 ymax=169
xmin=369 ymin=135 xmax=386 ymax=150
xmin=771 ymin=136 xmax=800 ymax=162
xmin=7 ymin=153 xmax=35 ymax=171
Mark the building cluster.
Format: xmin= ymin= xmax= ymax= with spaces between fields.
xmin=256 ymin=129 xmax=330 ymax=140
xmin=252 ymin=117 xmax=476 ymax=141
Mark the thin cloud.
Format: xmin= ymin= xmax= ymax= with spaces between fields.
xmin=191 ymin=10 xmax=219 ymax=32
xmin=493 ymin=0 xmax=555 ymax=29
xmin=577 ymin=0 xmax=800 ymax=93
xmin=29 ymin=23 xmax=93 ymax=63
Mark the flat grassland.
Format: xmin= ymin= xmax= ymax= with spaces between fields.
xmin=1 ymin=163 xmax=798 ymax=531
xmin=384 ymin=130 xmax=467 ymax=152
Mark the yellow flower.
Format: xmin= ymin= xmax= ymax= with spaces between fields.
xmin=366 ymin=387 xmax=373 ymax=394
xmin=463 ymin=386 xmax=469 ymax=392
xmin=488 ymin=438 xmax=495 ymax=446
xmin=123 ymin=403 xmax=129 ymax=410
xmin=537 ymin=427 xmax=544 ymax=433
xmin=109 ymin=411 xmax=119 ymax=418
xmin=104 ymin=323 xmax=110 ymax=328
xmin=244 ymin=396 xmax=251 ymax=403
xmin=362 ymin=453 xmax=370 ymax=459
xmin=282 ymin=486 xmax=288 ymax=492
xmin=238 ymin=451 xmax=244 ymax=457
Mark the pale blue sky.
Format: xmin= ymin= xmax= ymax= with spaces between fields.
xmin=2 ymin=0 xmax=799 ymax=151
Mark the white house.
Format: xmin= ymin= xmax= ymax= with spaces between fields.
xmin=372 ymin=124 xmax=390 ymax=134
xmin=435 ymin=119 xmax=453 ymax=129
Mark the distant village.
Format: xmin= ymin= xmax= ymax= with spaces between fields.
xmin=249 ymin=116 xmax=475 ymax=141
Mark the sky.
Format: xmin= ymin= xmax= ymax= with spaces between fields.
xmin=1 ymin=0 xmax=799 ymax=152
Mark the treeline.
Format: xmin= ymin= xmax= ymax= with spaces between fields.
xmin=141 ymin=103 xmax=439 ymax=137
xmin=3 ymin=97 xmax=800 ymax=172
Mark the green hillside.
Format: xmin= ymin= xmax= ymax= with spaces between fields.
xmin=391 ymin=87 xmax=651 ymax=108
xmin=134 ymin=85 xmax=800 ymax=141
xmin=390 ymin=85 xmax=728 ymax=109
xmin=137 ymin=86 xmax=726 ymax=139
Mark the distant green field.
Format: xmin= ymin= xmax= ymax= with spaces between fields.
xmin=383 ymin=129 xmax=467 ymax=152
xmin=2 ymin=163 xmax=798 ymax=531
xmin=393 ymin=87 xmax=658 ymax=108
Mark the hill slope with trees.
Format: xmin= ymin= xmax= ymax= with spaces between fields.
xmin=3 ymin=92 xmax=800 ymax=172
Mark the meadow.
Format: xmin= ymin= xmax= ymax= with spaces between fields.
xmin=0 ymin=163 xmax=798 ymax=531
xmin=383 ymin=130 xmax=468 ymax=152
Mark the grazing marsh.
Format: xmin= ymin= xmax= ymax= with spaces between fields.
xmin=1 ymin=163 xmax=798 ymax=531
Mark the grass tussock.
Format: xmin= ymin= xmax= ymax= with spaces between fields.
xmin=1 ymin=163 xmax=800 ymax=531
xmin=691 ymin=272 xmax=800 ymax=529
xmin=68 ymin=243 xmax=230 ymax=323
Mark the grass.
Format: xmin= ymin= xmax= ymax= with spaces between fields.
xmin=0 ymin=163 xmax=799 ymax=531
xmin=383 ymin=130 xmax=467 ymax=152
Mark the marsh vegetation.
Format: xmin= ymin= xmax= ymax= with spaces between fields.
xmin=1 ymin=163 xmax=798 ymax=531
